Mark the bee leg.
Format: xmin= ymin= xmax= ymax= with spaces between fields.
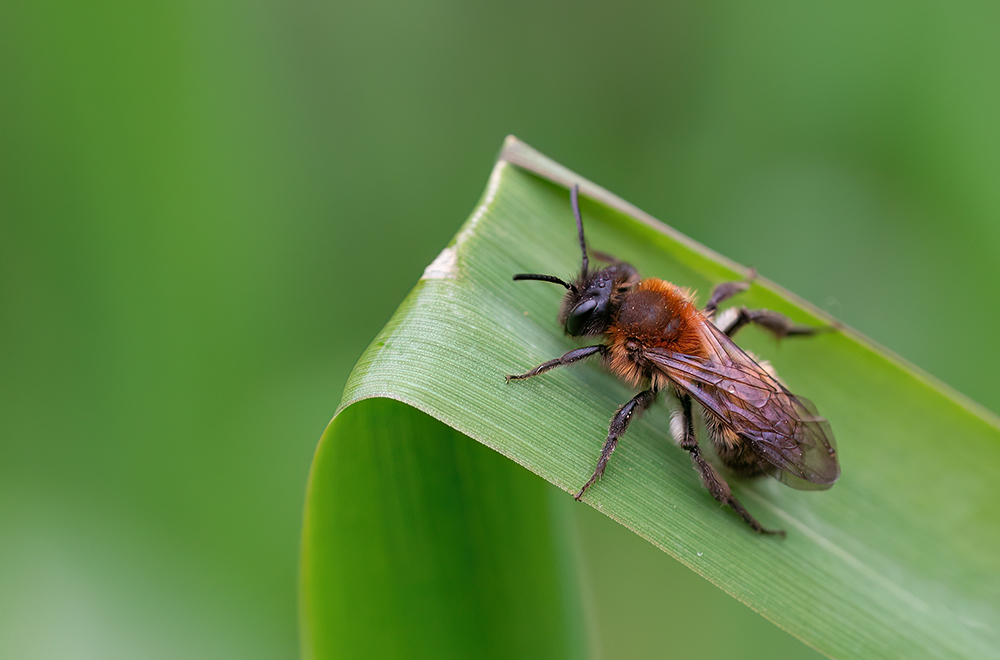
xmin=573 ymin=389 xmax=656 ymax=500
xmin=719 ymin=308 xmax=823 ymax=340
xmin=678 ymin=396 xmax=785 ymax=536
xmin=703 ymin=273 xmax=754 ymax=315
xmin=705 ymin=272 xmax=828 ymax=340
xmin=506 ymin=345 xmax=606 ymax=382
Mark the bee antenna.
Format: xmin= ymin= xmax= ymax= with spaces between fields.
xmin=570 ymin=184 xmax=589 ymax=275
xmin=512 ymin=273 xmax=574 ymax=291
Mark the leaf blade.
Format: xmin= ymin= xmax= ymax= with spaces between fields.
xmin=311 ymin=137 xmax=1000 ymax=659
xmin=300 ymin=398 xmax=587 ymax=660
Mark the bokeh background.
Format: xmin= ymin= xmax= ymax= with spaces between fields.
xmin=3 ymin=2 xmax=999 ymax=658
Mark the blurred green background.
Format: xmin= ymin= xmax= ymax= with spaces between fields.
xmin=3 ymin=1 xmax=999 ymax=658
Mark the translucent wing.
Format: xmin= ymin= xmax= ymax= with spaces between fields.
xmin=646 ymin=321 xmax=839 ymax=489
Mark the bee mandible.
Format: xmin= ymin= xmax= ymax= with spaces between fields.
xmin=507 ymin=185 xmax=839 ymax=535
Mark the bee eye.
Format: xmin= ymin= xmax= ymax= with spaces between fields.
xmin=566 ymin=298 xmax=601 ymax=335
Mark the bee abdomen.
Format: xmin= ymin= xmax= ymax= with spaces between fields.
xmin=706 ymin=414 xmax=768 ymax=476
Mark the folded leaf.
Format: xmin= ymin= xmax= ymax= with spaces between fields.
xmin=302 ymin=137 xmax=1000 ymax=659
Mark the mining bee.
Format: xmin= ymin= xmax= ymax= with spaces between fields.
xmin=507 ymin=185 xmax=839 ymax=535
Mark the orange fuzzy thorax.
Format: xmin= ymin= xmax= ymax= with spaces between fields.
xmin=604 ymin=278 xmax=707 ymax=389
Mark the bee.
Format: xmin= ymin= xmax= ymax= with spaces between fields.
xmin=507 ymin=184 xmax=839 ymax=535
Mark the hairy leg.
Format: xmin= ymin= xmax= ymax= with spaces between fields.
xmin=678 ymin=395 xmax=783 ymax=535
xmin=574 ymin=389 xmax=657 ymax=500
xmin=703 ymin=273 xmax=753 ymax=316
xmin=506 ymin=345 xmax=606 ymax=381
xmin=706 ymin=274 xmax=825 ymax=340
xmin=716 ymin=307 xmax=822 ymax=340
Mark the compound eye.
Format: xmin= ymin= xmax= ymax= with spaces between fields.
xmin=566 ymin=298 xmax=599 ymax=336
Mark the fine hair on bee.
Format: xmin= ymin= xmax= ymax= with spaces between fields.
xmin=507 ymin=184 xmax=839 ymax=535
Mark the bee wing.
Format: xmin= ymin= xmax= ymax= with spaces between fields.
xmin=646 ymin=323 xmax=839 ymax=490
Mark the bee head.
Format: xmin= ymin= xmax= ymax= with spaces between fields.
xmin=513 ymin=184 xmax=638 ymax=337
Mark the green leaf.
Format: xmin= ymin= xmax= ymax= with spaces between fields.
xmin=301 ymin=137 xmax=1000 ymax=659
xmin=299 ymin=398 xmax=587 ymax=660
